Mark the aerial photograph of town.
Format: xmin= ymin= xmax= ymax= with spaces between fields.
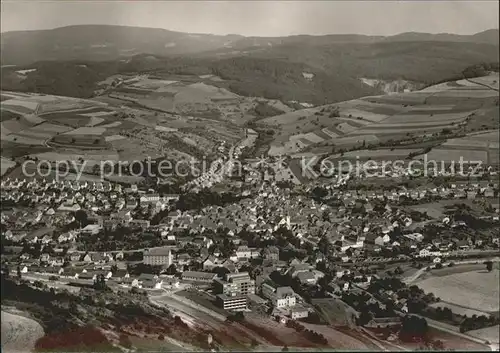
xmin=0 ymin=0 xmax=499 ymax=352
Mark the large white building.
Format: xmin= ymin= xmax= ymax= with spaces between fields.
xmin=214 ymin=272 xmax=255 ymax=297
xmin=143 ymin=247 xmax=172 ymax=266
xmin=261 ymin=282 xmax=296 ymax=309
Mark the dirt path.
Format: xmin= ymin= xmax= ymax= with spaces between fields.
xmin=1 ymin=310 xmax=45 ymax=353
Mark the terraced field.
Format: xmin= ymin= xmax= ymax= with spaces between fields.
xmin=416 ymin=129 xmax=500 ymax=164
xmin=259 ymin=73 xmax=499 ymax=159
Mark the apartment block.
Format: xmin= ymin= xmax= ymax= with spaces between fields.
xmin=213 ymin=272 xmax=255 ymax=297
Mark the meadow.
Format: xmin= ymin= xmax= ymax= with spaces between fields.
xmin=417 ymin=269 xmax=499 ymax=313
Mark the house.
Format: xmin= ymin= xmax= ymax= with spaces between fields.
xmin=112 ymin=269 xmax=130 ymax=280
xmin=44 ymin=266 xmax=64 ymax=275
xmin=365 ymin=317 xmax=402 ymax=328
xmin=163 ymin=277 xmax=180 ymax=288
xmin=83 ymin=252 xmax=106 ymax=264
xmin=62 ymin=268 xmax=80 ymax=279
xmin=216 ymin=294 xmax=247 ymax=311
xmin=138 ymin=273 xmax=163 ymax=289
xmin=40 ymin=253 xmax=51 ymax=263
xmin=143 ymin=247 xmax=172 ymax=266
xmin=202 ymin=255 xmax=222 ymax=271
xmin=81 ymin=224 xmax=102 ymax=235
xmin=78 ymin=271 xmax=97 ymax=281
xmin=181 ymin=271 xmax=217 ymax=283
xmin=261 ymin=282 xmax=296 ymax=308
xmin=290 ymin=306 xmax=309 ymax=319
xmin=262 ymin=246 xmax=280 ymax=261
xmin=121 ymin=277 xmax=140 ymax=287
xmin=296 ymin=271 xmax=321 ymax=285
xmin=68 ymin=252 xmax=82 ymax=262
xmin=176 ymin=253 xmax=191 ymax=266
xmin=129 ymin=219 xmax=151 ymax=229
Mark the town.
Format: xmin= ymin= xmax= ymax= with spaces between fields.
xmin=1 ymin=149 xmax=499 ymax=351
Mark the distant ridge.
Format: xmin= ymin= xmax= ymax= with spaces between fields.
xmin=0 ymin=25 xmax=498 ymax=65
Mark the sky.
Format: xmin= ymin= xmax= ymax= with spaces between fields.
xmin=1 ymin=1 xmax=499 ymax=36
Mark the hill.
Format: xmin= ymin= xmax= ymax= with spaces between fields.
xmin=0 ymin=25 xmax=243 ymax=66
xmin=1 ymin=26 xmax=498 ymax=105
xmin=1 ymin=25 xmax=498 ymax=66
xmin=1 ymin=56 xmax=381 ymax=104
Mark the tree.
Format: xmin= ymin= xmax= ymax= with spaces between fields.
xmin=2 ymin=264 xmax=10 ymax=278
xmin=357 ymin=309 xmax=374 ymax=326
xmin=282 ymin=346 xmax=289 ymax=352
xmin=74 ymin=210 xmax=88 ymax=229
xmin=485 ymin=261 xmax=493 ymax=272
xmin=166 ymin=264 xmax=177 ymax=275
xmin=93 ymin=274 xmax=108 ymax=291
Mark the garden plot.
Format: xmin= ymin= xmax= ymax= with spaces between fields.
xmin=383 ymin=112 xmax=470 ymax=124
xmin=350 ymin=125 xmax=447 ymax=136
xmin=442 ymin=138 xmax=490 ymax=149
xmin=23 ymin=114 xmax=45 ymax=124
xmin=63 ymin=127 xmax=106 ymax=135
xmin=24 ymin=122 xmax=72 ymax=135
xmin=433 ymin=89 xmax=499 ymax=98
xmin=33 ymin=151 xmax=120 ymax=163
xmin=465 ymin=130 xmax=500 ymax=142
xmin=155 ymin=125 xmax=179 ymax=132
xmin=36 ymin=98 xmax=99 ymax=115
xmin=332 ymin=135 xmax=380 ymax=146
xmin=80 ymin=110 xmax=116 ymax=118
xmin=290 ymin=132 xmax=325 ymax=144
xmin=1 ymin=99 xmax=39 ymax=113
xmin=328 ymin=148 xmax=421 ymax=161
xmin=337 ymin=108 xmax=390 ymax=122
xmin=1 ymin=119 xmax=35 ymax=134
xmin=362 ymin=92 xmax=430 ymax=105
xmin=86 ymin=117 xmax=105 ymax=127
xmin=1 ymin=157 xmax=16 ymax=176
xmin=260 ymin=108 xmax=318 ymax=125
xmin=99 ymin=121 xmax=122 ymax=128
xmin=336 ymin=122 xmax=359 ymax=134
xmin=421 ymin=148 xmax=488 ymax=163
xmin=321 ymin=128 xmax=339 ymax=138
xmin=104 ymin=134 xmax=125 ymax=142
xmin=2 ymin=134 xmax=46 ymax=145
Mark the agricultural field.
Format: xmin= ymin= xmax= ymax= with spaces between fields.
xmin=417 ymin=129 xmax=500 ymax=165
xmin=258 ymin=74 xmax=498 ymax=158
xmin=327 ymin=148 xmax=421 ymax=162
xmin=416 ymin=269 xmax=500 ymax=313
xmin=0 ymin=157 xmax=16 ymax=176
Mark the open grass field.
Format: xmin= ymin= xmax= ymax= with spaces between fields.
xmin=1 ymin=310 xmax=45 ymax=353
xmin=429 ymin=302 xmax=490 ymax=318
xmin=417 ymin=269 xmax=500 ymax=313
xmin=312 ymin=298 xmax=358 ymax=327
xmin=419 ymin=148 xmax=489 ymax=164
xmin=468 ymin=325 xmax=500 ymax=344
